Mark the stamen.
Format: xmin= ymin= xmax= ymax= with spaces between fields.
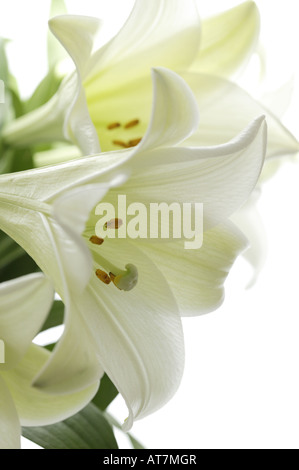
xmin=128 ymin=138 xmax=142 ymax=147
xmin=124 ymin=119 xmax=140 ymax=129
xmin=110 ymin=264 xmax=138 ymax=291
xmin=95 ymin=269 xmax=111 ymax=285
xmin=90 ymin=243 xmax=138 ymax=292
xmin=107 ymin=122 xmax=121 ymax=130
xmin=113 ymin=140 xmax=129 ymax=148
xmin=104 ymin=218 xmax=123 ymax=230
xmin=89 ymin=235 xmax=104 ymax=245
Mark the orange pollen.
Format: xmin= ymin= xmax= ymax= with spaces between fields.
xmin=128 ymin=138 xmax=142 ymax=147
xmin=89 ymin=235 xmax=104 ymax=245
xmin=104 ymin=218 xmax=123 ymax=230
xmin=112 ymin=140 xmax=129 ymax=148
xmin=95 ymin=269 xmax=111 ymax=285
xmin=124 ymin=119 xmax=140 ymax=129
xmin=109 ymin=272 xmax=121 ymax=290
xmin=107 ymin=122 xmax=121 ymax=130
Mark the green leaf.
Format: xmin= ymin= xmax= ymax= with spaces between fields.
xmin=25 ymin=69 xmax=63 ymax=114
xmin=9 ymin=146 xmax=34 ymax=172
xmin=22 ymin=403 xmax=118 ymax=449
xmin=0 ymin=37 xmax=9 ymax=83
xmin=0 ymin=231 xmax=39 ymax=283
xmin=92 ymin=374 xmax=119 ymax=411
xmin=44 ymin=343 xmax=56 ymax=352
xmin=0 ymin=38 xmax=24 ymax=122
xmin=9 ymin=87 xmax=25 ymax=118
xmin=0 ymin=149 xmax=14 ymax=174
xmin=41 ymin=300 xmax=64 ymax=332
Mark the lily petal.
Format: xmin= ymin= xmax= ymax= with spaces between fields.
xmin=88 ymin=66 xmax=200 ymax=154
xmin=231 ymin=190 xmax=268 ymax=288
xmin=0 ymin=160 xmax=129 ymax=296
xmin=2 ymin=15 xmax=102 ymax=154
xmin=51 ymin=184 xmax=112 ymax=293
xmin=0 ymin=377 xmax=20 ymax=449
xmin=48 ymin=0 xmax=68 ymax=69
xmin=49 ymin=15 xmax=101 ymax=78
xmin=33 ymin=241 xmax=184 ymax=431
xmin=138 ymin=221 xmax=248 ymax=316
xmin=47 ymin=0 xmax=200 ymax=154
xmin=136 ymin=68 xmax=200 ymax=153
xmin=0 ymin=274 xmax=54 ymax=370
xmin=49 ymin=15 xmax=102 ymax=153
xmin=2 ymin=344 xmax=99 ymax=427
xmin=33 ymin=297 xmax=104 ymax=395
xmin=113 ymin=116 xmax=266 ymax=230
xmin=85 ymin=0 xmax=201 ymax=88
xmin=191 ymin=1 xmax=260 ymax=78
xmin=181 ymin=72 xmax=299 ymax=158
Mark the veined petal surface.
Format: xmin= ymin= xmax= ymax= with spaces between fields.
xmin=2 ymin=345 xmax=99 ymax=427
xmin=0 ymin=377 xmax=20 ymax=449
xmin=0 ymin=274 xmax=54 ymax=370
xmin=191 ymin=1 xmax=260 ymax=78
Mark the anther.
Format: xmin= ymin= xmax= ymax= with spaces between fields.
xmin=128 ymin=138 xmax=142 ymax=147
xmin=89 ymin=235 xmax=104 ymax=245
xmin=113 ymin=140 xmax=129 ymax=148
xmin=107 ymin=122 xmax=121 ymax=130
xmin=104 ymin=218 xmax=123 ymax=230
xmin=124 ymin=119 xmax=140 ymax=129
xmin=95 ymin=269 xmax=111 ymax=285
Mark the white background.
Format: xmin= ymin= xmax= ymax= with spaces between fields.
xmin=1 ymin=0 xmax=299 ymax=450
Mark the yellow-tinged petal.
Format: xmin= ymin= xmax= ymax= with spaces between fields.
xmin=84 ymin=0 xmax=200 ymax=90
xmin=181 ymin=72 xmax=299 ymax=159
xmin=49 ymin=15 xmax=101 ymax=78
xmin=0 ymin=377 xmax=20 ymax=449
xmin=191 ymin=1 xmax=260 ymax=78
xmin=136 ymin=67 xmax=200 ymax=153
xmin=2 ymin=344 xmax=99 ymax=427
xmin=0 ymin=274 xmax=54 ymax=371
xmin=45 ymin=0 xmax=201 ymax=154
xmin=33 ymin=298 xmax=104 ymax=394
xmin=49 ymin=15 xmax=102 ymax=154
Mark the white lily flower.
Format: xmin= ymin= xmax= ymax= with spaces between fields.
xmin=4 ymin=0 xmax=290 ymax=161
xmin=0 ymin=273 xmax=99 ymax=449
xmin=0 ymin=68 xmax=266 ymax=429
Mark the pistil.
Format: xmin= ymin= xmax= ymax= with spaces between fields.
xmin=89 ymin=237 xmax=138 ymax=292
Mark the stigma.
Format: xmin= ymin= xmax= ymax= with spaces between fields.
xmin=90 ymin=235 xmax=138 ymax=292
xmin=110 ymin=264 xmax=138 ymax=292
